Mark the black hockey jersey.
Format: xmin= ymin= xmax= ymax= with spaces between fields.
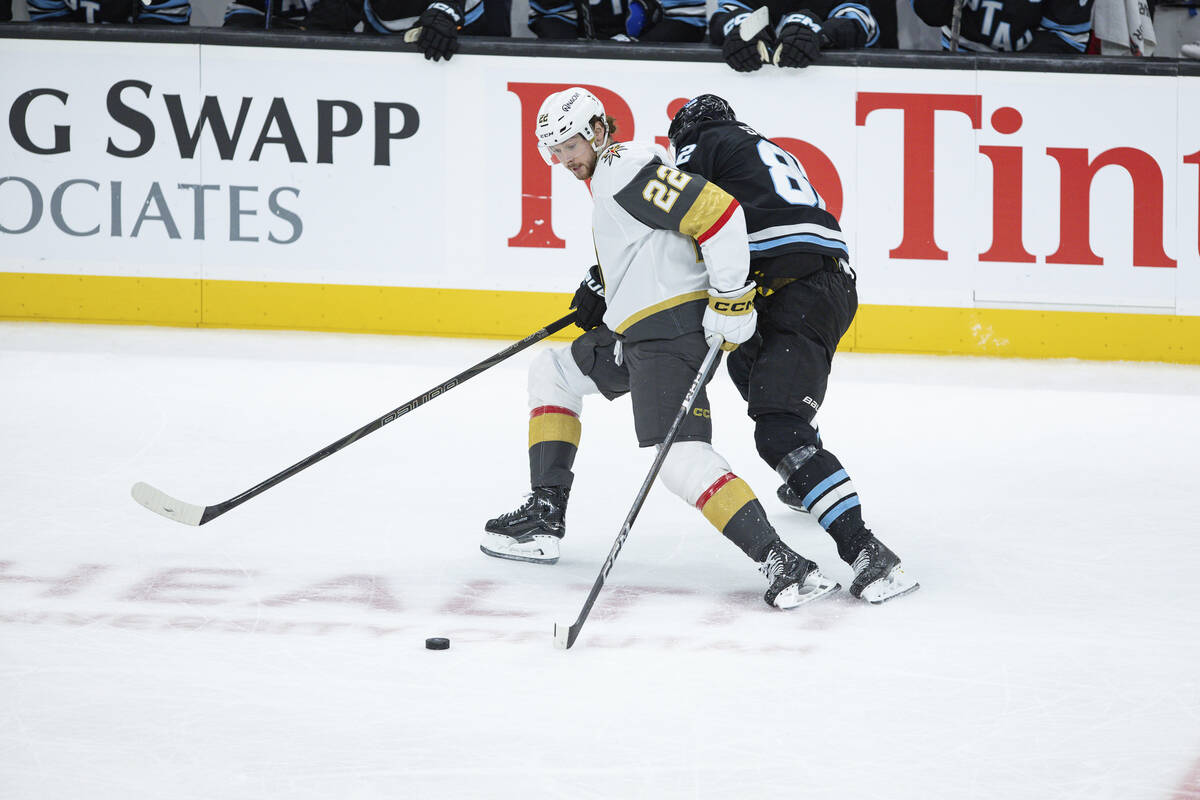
xmin=709 ymin=0 xmax=878 ymax=48
xmin=911 ymin=0 xmax=1092 ymax=52
xmin=301 ymin=0 xmax=501 ymax=34
xmin=672 ymin=119 xmax=848 ymax=280
xmin=26 ymin=0 xmax=189 ymax=23
xmin=529 ymin=0 xmax=705 ymax=41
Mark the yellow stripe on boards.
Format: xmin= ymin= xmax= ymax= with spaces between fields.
xmin=700 ymin=477 xmax=757 ymax=532
xmin=0 ymin=273 xmax=576 ymax=341
xmin=0 ymin=272 xmax=202 ymax=326
xmin=2 ymin=272 xmax=1198 ymax=364
xmin=855 ymin=305 xmax=1200 ymax=363
xmin=528 ymin=412 xmax=582 ymax=448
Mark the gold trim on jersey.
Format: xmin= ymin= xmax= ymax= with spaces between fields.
xmin=613 ymin=290 xmax=709 ymax=335
xmin=678 ymin=183 xmax=736 ymax=240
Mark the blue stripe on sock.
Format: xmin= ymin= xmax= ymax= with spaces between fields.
xmin=802 ymin=469 xmax=848 ymax=510
xmin=819 ymin=496 xmax=861 ymax=528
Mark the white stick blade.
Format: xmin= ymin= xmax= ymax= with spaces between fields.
xmin=131 ymin=482 xmax=205 ymax=526
xmin=553 ymin=623 xmax=570 ymax=650
xmin=739 ymin=5 xmax=770 ymax=40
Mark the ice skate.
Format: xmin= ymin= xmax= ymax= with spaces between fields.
xmin=776 ymin=484 xmax=809 ymax=513
xmin=848 ymin=535 xmax=919 ymax=604
xmin=759 ymin=540 xmax=840 ymax=609
xmin=481 ymin=486 xmax=569 ymax=565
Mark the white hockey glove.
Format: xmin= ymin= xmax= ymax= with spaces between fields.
xmin=703 ymin=282 xmax=757 ymax=352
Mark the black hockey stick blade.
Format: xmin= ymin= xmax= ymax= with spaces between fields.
xmin=554 ymin=340 xmax=723 ymax=650
xmin=131 ymin=312 xmax=577 ymax=527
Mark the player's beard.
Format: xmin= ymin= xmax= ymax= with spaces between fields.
xmin=567 ymin=151 xmax=598 ymax=180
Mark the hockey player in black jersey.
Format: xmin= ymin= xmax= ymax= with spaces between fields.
xmin=529 ymin=0 xmax=705 ymax=41
xmin=668 ymin=95 xmax=918 ymax=604
xmin=912 ymin=0 xmax=1093 ymax=52
xmin=297 ymin=0 xmax=508 ymax=60
xmin=25 ymin=0 xmax=190 ymax=23
xmin=709 ymin=0 xmax=879 ymax=72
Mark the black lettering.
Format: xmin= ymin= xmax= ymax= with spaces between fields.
xmin=51 ymin=179 xmax=100 ymax=237
xmin=0 ymin=177 xmax=43 ymax=234
xmin=250 ymin=98 xmax=306 ymax=163
xmin=130 ymin=182 xmax=181 ymax=239
xmin=317 ymin=100 xmax=363 ymax=164
xmin=9 ymin=88 xmax=70 ymax=155
xmin=268 ymin=186 xmax=302 ymax=244
xmin=177 ymin=183 xmax=219 ymax=239
xmin=106 ymin=80 xmax=155 ymax=159
xmin=164 ymin=94 xmax=252 ymax=160
xmin=373 ymin=102 xmax=419 ymax=166
xmin=229 ymin=185 xmax=257 ymax=242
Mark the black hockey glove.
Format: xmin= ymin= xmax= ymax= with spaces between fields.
xmin=722 ymin=6 xmax=774 ymax=72
xmin=772 ymin=12 xmax=823 ymax=67
xmin=403 ymin=2 xmax=462 ymax=62
xmin=819 ymin=14 xmax=868 ymax=49
xmin=570 ymin=265 xmax=606 ymax=331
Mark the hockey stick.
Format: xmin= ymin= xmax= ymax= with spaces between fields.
xmin=554 ymin=339 xmax=723 ymax=650
xmin=574 ymin=0 xmax=595 ymax=38
xmin=131 ymin=313 xmax=577 ymax=527
xmin=949 ymin=0 xmax=964 ymax=52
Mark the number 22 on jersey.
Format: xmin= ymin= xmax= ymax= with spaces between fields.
xmin=642 ymin=165 xmax=692 ymax=212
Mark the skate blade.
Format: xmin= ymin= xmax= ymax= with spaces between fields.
xmin=773 ymin=572 xmax=840 ymax=610
xmin=861 ymin=566 xmax=920 ymax=605
xmin=479 ymin=533 xmax=560 ymax=565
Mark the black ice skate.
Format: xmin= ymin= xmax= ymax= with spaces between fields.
xmin=481 ymin=486 xmax=569 ymax=565
xmin=759 ymin=540 xmax=840 ymax=609
xmin=776 ymin=484 xmax=809 ymax=513
xmin=848 ymin=535 xmax=919 ymax=604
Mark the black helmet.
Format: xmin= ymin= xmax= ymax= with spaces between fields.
xmin=668 ymin=94 xmax=737 ymax=148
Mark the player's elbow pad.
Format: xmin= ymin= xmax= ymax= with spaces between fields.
xmin=698 ymin=203 xmax=751 ymax=291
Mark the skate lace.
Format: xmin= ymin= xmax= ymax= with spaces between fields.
xmin=851 ymin=547 xmax=871 ymax=576
xmin=759 ymin=549 xmax=786 ymax=583
xmin=495 ymin=493 xmax=536 ymax=523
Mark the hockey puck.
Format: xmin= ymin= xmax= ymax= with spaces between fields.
xmin=425 ymin=637 xmax=450 ymax=650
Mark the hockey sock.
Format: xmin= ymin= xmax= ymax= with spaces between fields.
xmin=528 ymin=405 xmax=580 ymax=489
xmin=695 ymin=473 xmax=778 ymax=561
xmin=776 ymin=445 xmax=872 ymax=563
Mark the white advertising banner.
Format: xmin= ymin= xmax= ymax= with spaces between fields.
xmin=1 ymin=37 xmax=1197 ymax=315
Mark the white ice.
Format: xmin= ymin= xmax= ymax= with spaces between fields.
xmin=2 ymin=321 xmax=1199 ymax=800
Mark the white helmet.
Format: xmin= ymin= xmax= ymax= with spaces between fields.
xmin=535 ymin=87 xmax=608 ymax=165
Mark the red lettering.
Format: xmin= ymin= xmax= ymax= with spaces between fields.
xmin=439 ymin=579 xmax=532 ymax=617
xmin=980 ymin=107 xmax=1034 ymax=263
xmin=123 ymin=567 xmax=249 ymax=604
xmin=262 ymin=574 xmax=402 ymax=611
xmin=775 ymin=138 xmax=843 ymax=221
xmin=1185 ymin=149 xmax=1200 ymax=256
xmin=856 ymin=92 xmax=982 ymax=260
xmin=507 ymin=82 xmax=635 ymax=249
xmin=0 ymin=561 xmax=108 ymax=597
xmin=1046 ymin=147 xmax=1175 ymax=268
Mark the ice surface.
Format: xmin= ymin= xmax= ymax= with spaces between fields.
xmin=2 ymin=321 xmax=1200 ymax=800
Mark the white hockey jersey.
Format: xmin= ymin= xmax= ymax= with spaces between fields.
xmin=588 ymin=140 xmax=751 ymax=341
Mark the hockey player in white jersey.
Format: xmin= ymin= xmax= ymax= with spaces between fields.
xmin=482 ymin=88 xmax=839 ymax=611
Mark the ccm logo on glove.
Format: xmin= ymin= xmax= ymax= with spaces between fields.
xmin=710 ymin=299 xmax=754 ymax=314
